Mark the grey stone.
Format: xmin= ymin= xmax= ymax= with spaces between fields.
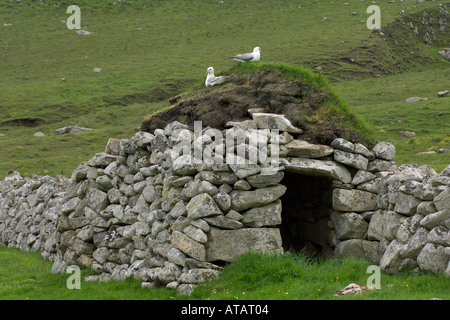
xmin=204 ymin=215 xmax=243 ymax=229
xmin=380 ymin=239 xmax=404 ymax=274
xmin=354 ymin=143 xmax=375 ymax=160
xmin=251 ymin=113 xmax=302 ymax=133
xmin=55 ymin=125 xmax=92 ymax=135
xmin=205 ymin=227 xmax=283 ymax=262
xmin=241 ymin=200 xmax=282 ymax=227
xmin=417 ymin=243 xmax=449 ymax=273
xmin=178 ymin=269 xmax=221 ymax=284
xmin=171 ymin=230 xmax=206 ymax=261
xmin=186 ymin=193 xmax=222 ymax=220
xmin=367 ymin=159 xmax=397 ymax=172
xmin=357 ymin=178 xmax=380 ymax=193
xmin=351 ymin=170 xmax=376 ymax=185
xmin=406 ymin=97 xmax=428 ymax=103
xmin=172 ymin=155 xmax=199 ymax=175
xmin=87 ymin=152 xmax=117 ymax=168
xmin=105 ymin=138 xmax=121 ymax=155
xmin=228 ymin=160 xmax=261 ymax=179
xmin=281 ymin=158 xmax=352 ymax=183
xmin=230 ymin=184 xmax=287 ymax=211
xmin=198 ymin=181 xmax=219 ymax=196
xmin=61 ymin=197 xmax=81 ymax=215
xmin=331 ymin=212 xmax=368 ymax=240
xmin=84 ymin=188 xmax=109 ymax=212
xmin=177 ymin=283 xmax=196 ymax=295
xmin=284 ymin=140 xmax=334 ymax=158
xmin=233 ymin=180 xmax=252 ymax=191
xmin=420 ymin=209 xmax=450 ymax=229
xmin=334 ymin=239 xmax=380 ymax=264
xmin=51 ymin=259 xmax=67 ymax=274
xmin=197 ymin=171 xmax=238 ymax=185
xmin=434 ymin=189 xmax=450 ymax=211
xmin=169 ymin=201 xmax=187 ymax=219
xmin=142 ymin=185 xmax=161 ymax=203
xmin=190 ymin=219 xmax=210 ymax=232
xmin=183 ymin=225 xmax=208 ymax=243
xmin=212 ymin=192 xmax=231 ymax=211
xmin=331 ymin=138 xmax=354 ymax=152
xmin=333 ymin=150 xmax=368 ymax=170
xmin=93 ymin=247 xmax=111 ymax=264
xmin=417 ymin=201 xmax=437 ymax=215
xmin=427 ymin=226 xmax=450 ymax=247
xmin=367 ymin=210 xmax=384 ymax=241
xmin=167 ymin=247 xmax=187 ymax=267
xmin=332 ymin=189 xmax=378 ymax=212
xmin=246 ymin=171 xmax=284 ymax=188
xmin=400 ymin=227 xmax=428 ymax=259
xmin=372 ymin=142 xmax=396 ymax=160
xmin=382 ymin=211 xmax=406 ymax=241
xmin=394 ymin=193 xmax=421 ymax=216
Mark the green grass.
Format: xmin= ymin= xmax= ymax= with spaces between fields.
xmin=222 ymin=61 xmax=376 ymax=143
xmin=0 ymin=0 xmax=449 ymax=301
xmin=334 ymin=66 xmax=450 ymax=173
xmin=1 ymin=0 xmax=448 ymax=179
xmin=1 ymin=246 xmax=448 ymax=300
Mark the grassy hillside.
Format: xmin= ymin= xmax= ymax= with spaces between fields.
xmin=0 ymin=1 xmax=449 ymax=302
xmin=1 ymin=246 xmax=449 ymax=300
xmin=1 ymin=0 xmax=449 ymax=179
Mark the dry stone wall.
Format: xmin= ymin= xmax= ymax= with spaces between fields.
xmin=1 ymin=112 xmax=449 ymax=295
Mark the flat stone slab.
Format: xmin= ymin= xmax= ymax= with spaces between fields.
xmin=205 ymin=227 xmax=283 ymax=262
xmin=251 ymin=113 xmax=303 ymax=133
xmin=280 ymin=158 xmax=352 ymax=183
xmin=229 ymin=184 xmax=287 ymax=211
xmin=332 ymin=189 xmax=378 ymax=212
xmin=284 ymin=140 xmax=334 ymax=158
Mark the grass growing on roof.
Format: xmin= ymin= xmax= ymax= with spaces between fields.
xmin=224 ymin=62 xmax=376 ymax=143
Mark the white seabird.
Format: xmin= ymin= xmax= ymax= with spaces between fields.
xmin=205 ymin=67 xmax=226 ymax=87
xmin=229 ymin=47 xmax=261 ymax=62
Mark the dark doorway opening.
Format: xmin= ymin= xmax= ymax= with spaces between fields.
xmin=279 ymin=171 xmax=334 ymax=258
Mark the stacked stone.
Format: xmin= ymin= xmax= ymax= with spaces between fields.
xmin=0 ymin=172 xmax=68 ymax=261
xmin=329 ymin=138 xmax=450 ymax=275
xmin=376 ymin=164 xmax=450 ymax=274
xmin=328 ymin=139 xmax=397 ymax=265
xmin=0 ymin=114 xmax=449 ymax=295
xmin=49 ymin=120 xmax=292 ymax=294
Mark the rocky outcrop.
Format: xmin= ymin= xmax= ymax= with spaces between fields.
xmin=1 ymin=112 xmax=449 ymax=295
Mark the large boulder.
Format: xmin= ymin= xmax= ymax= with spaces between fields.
xmin=241 ymin=200 xmax=282 ymax=227
xmin=332 ymin=189 xmax=378 ymax=212
xmin=205 ymin=227 xmax=283 ymax=262
xmin=171 ymin=230 xmax=206 ymax=261
xmin=280 ymin=158 xmax=352 ymax=183
xmin=331 ymin=212 xmax=368 ymax=240
xmin=372 ymin=142 xmax=396 ymax=160
xmin=417 ymin=243 xmax=450 ymax=273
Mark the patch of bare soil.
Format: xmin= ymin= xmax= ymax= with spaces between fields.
xmin=141 ymin=70 xmax=369 ymax=146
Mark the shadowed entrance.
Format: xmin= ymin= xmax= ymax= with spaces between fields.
xmin=279 ymin=171 xmax=334 ymax=258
